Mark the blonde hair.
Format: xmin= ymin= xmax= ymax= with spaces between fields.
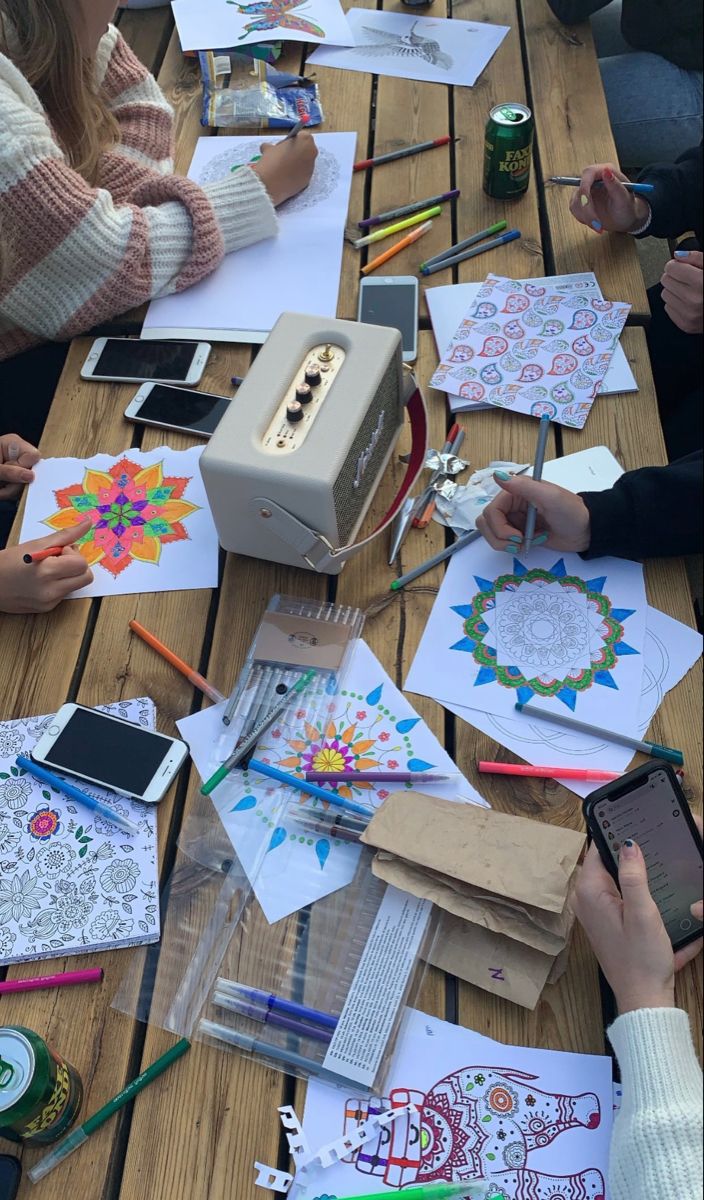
xmin=0 ymin=0 xmax=119 ymax=183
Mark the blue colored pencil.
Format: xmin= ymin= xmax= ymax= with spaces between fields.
xmin=246 ymin=758 xmax=373 ymax=818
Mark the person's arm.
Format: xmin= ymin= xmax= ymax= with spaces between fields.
xmin=608 ymin=1008 xmax=703 ymax=1200
xmin=638 ymin=142 xmax=703 ymax=242
xmin=581 ymin=451 xmax=702 ymax=559
xmin=543 ymin=0 xmax=610 ymax=23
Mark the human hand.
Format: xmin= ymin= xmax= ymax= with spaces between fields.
xmin=250 ymin=132 xmax=318 ymax=207
xmin=0 ymin=433 xmax=41 ymax=500
xmin=0 ymin=519 xmax=94 ymax=614
xmin=661 ymin=249 xmax=703 ymax=334
xmin=476 ymin=472 xmax=591 ymax=553
xmin=574 ymin=831 xmax=703 ymax=1015
xmin=568 ymin=163 xmax=650 ymax=235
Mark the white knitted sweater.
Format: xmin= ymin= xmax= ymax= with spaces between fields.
xmin=608 ymin=1007 xmax=703 ymax=1199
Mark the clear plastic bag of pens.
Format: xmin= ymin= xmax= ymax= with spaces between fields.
xmin=199 ymin=51 xmax=323 ymax=129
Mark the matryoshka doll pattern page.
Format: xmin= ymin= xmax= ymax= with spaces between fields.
xmin=429 ymin=275 xmax=630 ymax=429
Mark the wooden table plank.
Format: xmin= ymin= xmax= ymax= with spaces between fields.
xmin=519 ymin=0 xmax=649 ymax=318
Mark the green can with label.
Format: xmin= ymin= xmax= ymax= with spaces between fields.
xmin=483 ymin=102 xmax=534 ymax=199
xmin=0 ymin=1026 xmax=83 ymax=1146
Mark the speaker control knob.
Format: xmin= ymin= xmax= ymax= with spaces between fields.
xmin=286 ymin=400 xmax=304 ymax=423
xmin=296 ymin=382 xmax=313 ymax=404
xmin=304 ymin=365 xmax=321 ymax=387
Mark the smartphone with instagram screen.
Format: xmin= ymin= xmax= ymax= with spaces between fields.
xmin=583 ymin=761 xmax=703 ymax=951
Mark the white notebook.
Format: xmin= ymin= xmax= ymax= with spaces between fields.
xmin=143 ymin=133 xmax=357 ymax=344
xmin=0 ymin=698 xmax=160 ymax=965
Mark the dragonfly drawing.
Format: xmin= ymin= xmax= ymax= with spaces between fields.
xmin=356 ymin=20 xmax=453 ymax=70
xmin=226 ymin=0 xmax=325 ymax=39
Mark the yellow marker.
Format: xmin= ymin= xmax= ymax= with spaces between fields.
xmin=353 ymin=206 xmax=442 ymax=248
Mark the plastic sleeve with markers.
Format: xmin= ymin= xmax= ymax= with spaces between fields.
xmin=199 ymin=52 xmax=324 ymax=129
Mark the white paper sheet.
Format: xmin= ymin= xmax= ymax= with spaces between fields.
xmin=172 ymin=0 xmax=354 ymax=51
xmin=447 ymin=604 xmax=702 ymax=799
xmin=290 ymin=1007 xmax=612 ymax=1198
xmin=429 ymin=275 xmax=630 ymax=428
xmin=143 ymin=133 xmax=356 ymax=343
xmin=309 ymin=9 xmax=509 ymax=87
xmin=426 ymin=274 xmax=637 ymax=414
xmin=177 ymin=639 xmax=486 ymax=923
xmin=19 ymin=446 xmax=218 ymax=598
xmin=405 ymin=542 xmax=647 ymax=737
xmin=0 ymin=699 xmax=159 ymax=965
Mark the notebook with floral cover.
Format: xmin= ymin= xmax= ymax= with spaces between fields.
xmin=0 ymin=697 xmax=159 ymax=965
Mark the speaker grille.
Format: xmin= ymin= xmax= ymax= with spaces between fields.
xmin=332 ymin=358 xmax=400 ymax=543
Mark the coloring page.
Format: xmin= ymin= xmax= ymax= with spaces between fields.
xmin=405 ymin=542 xmax=647 ymax=736
xmin=143 ymin=133 xmax=356 ymax=342
xmin=446 ymin=604 xmax=702 ymax=799
xmin=0 ymin=699 xmax=159 ymax=966
xmin=309 ymin=9 xmax=509 ymax=87
xmin=425 ymin=273 xmax=637 ymax=414
xmin=19 ymin=446 xmax=218 ymax=598
xmin=290 ymin=1007 xmax=612 ymax=1198
xmin=177 ymin=639 xmax=486 ymax=924
xmin=172 ymin=0 xmax=354 ymax=51
xmin=429 ymin=275 xmax=631 ymax=428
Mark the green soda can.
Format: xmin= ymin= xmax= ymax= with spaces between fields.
xmin=0 ymin=1026 xmax=83 ymax=1146
xmin=483 ymin=102 xmax=534 ymax=200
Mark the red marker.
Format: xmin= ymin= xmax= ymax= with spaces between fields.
xmin=23 ymin=546 xmax=63 ymax=564
xmin=477 ymin=762 xmax=621 ymax=781
xmin=354 ymin=135 xmax=454 ymax=172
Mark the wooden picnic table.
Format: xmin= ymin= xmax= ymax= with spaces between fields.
xmin=1 ymin=4 xmax=700 ymax=1198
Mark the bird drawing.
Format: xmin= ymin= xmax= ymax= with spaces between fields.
xmin=355 ymin=21 xmax=453 ymax=70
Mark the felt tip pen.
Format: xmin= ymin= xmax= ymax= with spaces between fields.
xmin=514 ymin=703 xmax=684 ymax=765
xmin=304 ymin=771 xmax=451 ymax=783
xmin=354 ymin=135 xmax=454 ymax=172
xmin=129 ymin=619 xmax=225 ymax=705
xmin=27 ymin=1039 xmax=190 ymax=1183
xmin=548 ymin=175 xmax=655 ymax=196
xmin=215 ymin=980 xmax=338 ymax=1030
xmin=420 ymin=229 xmax=520 ymax=276
xmin=212 ymin=991 xmax=334 ymax=1043
xmin=198 ymin=1020 xmax=354 ymax=1087
xmin=353 ymin=205 xmax=442 ymax=248
xmin=246 ymin=758 xmax=373 ymax=817
xmin=0 ymin=968 xmax=103 ymax=996
xmin=16 ymin=756 xmax=140 ymax=836
xmin=358 ymin=189 xmax=460 ymax=229
xmin=420 ymin=219 xmax=508 ymax=270
xmin=477 ymin=761 xmax=621 ymax=781
xmin=361 ymin=219 xmax=433 ymax=276
xmin=334 ymin=1182 xmax=500 ymax=1200
xmin=23 ymin=546 xmax=63 ymax=564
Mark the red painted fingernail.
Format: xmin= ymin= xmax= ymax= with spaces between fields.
xmin=604 ymin=167 xmax=614 ymax=181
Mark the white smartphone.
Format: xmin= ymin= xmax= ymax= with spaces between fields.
xmin=31 ymin=703 xmax=189 ymax=804
xmin=125 ymin=383 xmax=232 ymax=439
xmin=357 ymin=275 xmax=419 ymax=363
xmin=81 ymin=337 xmax=211 ymax=385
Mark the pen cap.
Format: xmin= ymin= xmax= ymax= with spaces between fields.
xmin=27 ymin=1128 xmax=88 ymax=1183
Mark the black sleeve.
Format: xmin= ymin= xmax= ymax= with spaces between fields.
xmin=543 ymin=0 xmax=610 ymax=22
xmin=638 ymin=142 xmax=703 ymax=243
xmin=580 ymin=452 xmax=703 ymax=560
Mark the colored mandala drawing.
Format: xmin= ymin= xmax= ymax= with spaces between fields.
xmin=43 ymin=457 xmax=200 ymax=578
xmin=451 ymin=557 xmax=638 ymax=712
xmin=343 ymin=1068 xmax=605 ymax=1198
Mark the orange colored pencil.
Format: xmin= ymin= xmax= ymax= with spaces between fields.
xmin=23 ymin=546 xmax=63 ymax=564
xmin=129 ymin=619 xmax=225 ymax=704
xmin=361 ymin=219 xmax=433 ymax=276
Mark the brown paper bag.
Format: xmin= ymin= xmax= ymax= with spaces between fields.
xmin=362 ymin=791 xmax=585 ymax=913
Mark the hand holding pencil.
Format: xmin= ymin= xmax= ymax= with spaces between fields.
xmin=251 ymin=127 xmax=317 ymax=207
xmin=1 ymin=517 xmax=94 ymax=615
xmin=476 ymin=474 xmax=592 ymax=554
xmin=567 ymin=163 xmax=651 ymax=236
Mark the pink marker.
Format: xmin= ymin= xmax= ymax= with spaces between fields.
xmin=0 ymin=968 xmax=103 ymax=995
xmin=477 ymin=762 xmax=621 ymax=781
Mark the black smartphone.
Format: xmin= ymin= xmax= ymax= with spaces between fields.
xmin=583 ymin=761 xmax=703 ymax=950
xmin=124 ymin=383 xmax=232 ymax=439
xmin=0 ymin=1156 xmax=21 ymax=1200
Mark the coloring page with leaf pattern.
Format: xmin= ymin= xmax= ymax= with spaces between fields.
xmin=0 ymin=698 xmax=159 ymax=965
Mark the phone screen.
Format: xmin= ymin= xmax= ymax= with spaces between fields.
xmin=359 ymin=284 xmax=417 ymax=354
xmin=94 ymin=340 xmax=197 ymax=381
xmin=593 ymin=768 xmax=703 ymax=942
xmin=0 ymin=1157 xmax=21 ymax=1200
xmin=39 ymin=709 xmax=174 ymax=797
xmin=135 ymin=385 xmax=231 ymax=436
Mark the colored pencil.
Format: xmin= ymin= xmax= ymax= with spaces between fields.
xmin=304 ymin=771 xmax=451 ymax=783
xmin=354 ymin=206 xmax=442 ymax=248
xmin=0 ymin=968 xmax=104 ymax=995
xmin=216 ymin=981 xmax=338 ymax=1029
xmin=354 ymin=135 xmax=453 ymax=172
xmin=129 ymin=619 xmax=225 ymax=705
xmin=420 ymin=219 xmax=507 ymax=270
xmin=420 ymin=229 xmax=520 ymax=276
xmin=477 ymin=762 xmax=621 ymax=781
xmin=390 ymin=528 xmax=482 ymax=591
xmin=361 ymin=219 xmax=433 ymax=276
xmin=413 ymin=426 xmax=465 ymax=529
xmin=27 ymin=1039 xmax=190 ymax=1183
xmin=359 ymin=190 xmax=460 ymax=229
xmin=23 ymin=546 xmax=63 ymax=564
xmin=522 ymin=413 xmax=550 ymax=551
xmin=246 ymin=758 xmax=373 ymax=818
xmin=548 ymin=176 xmax=655 ymax=196
xmin=16 ymin=756 xmax=140 ymax=836
xmin=514 ymin=702 xmax=684 ymax=765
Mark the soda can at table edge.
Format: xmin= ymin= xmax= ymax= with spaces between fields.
xmin=483 ymin=102 xmax=534 ymax=200
xmin=0 ymin=1026 xmax=83 ymax=1146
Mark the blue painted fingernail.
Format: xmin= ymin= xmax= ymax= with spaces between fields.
xmin=591 ymin=220 xmax=602 ymax=231
xmin=507 ymin=536 xmax=521 ymax=544
xmin=532 ymin=533 xmax=548 ymax=545
xmin=503 ymin=543 xmax=517 ymax=552
xmin=624 ymin=839 xmax=634 ymax=847
xmin=674 ymin=249 xmax=689 ymax=258
xmin=494 ymin=470 xmax=511 ymax=481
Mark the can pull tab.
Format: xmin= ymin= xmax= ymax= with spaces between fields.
xmin=0 ymin=1056 xmax=16 ymax=1088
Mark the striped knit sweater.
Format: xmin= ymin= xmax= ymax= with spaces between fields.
xmin=0 ymin=24 xmax=278 ymax=360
